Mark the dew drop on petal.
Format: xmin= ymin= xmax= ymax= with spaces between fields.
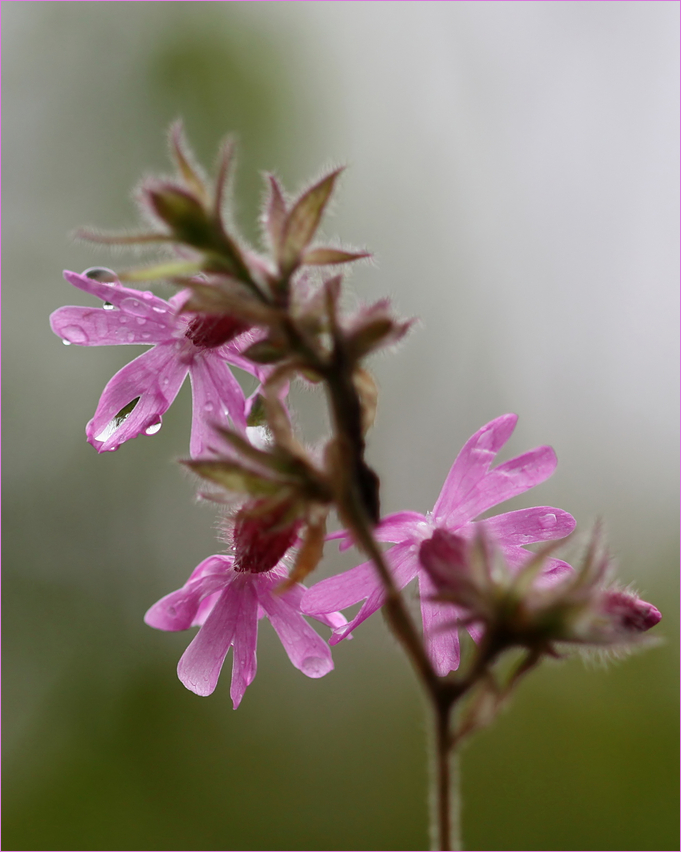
xmin=142 ymin=333 xmax=151 ymax=340
xmin=300 ymin=656 xmax=329 ymax=678
xmin=136 ymin=317 xmax=146 ymax=326
xmin=94 ymin=397 xmax=140 ymax=443
xmin=539 ymin=513 xmax=557 ymax=529
xmin=152 ymin=306 xmax=166 ymax=314
xmin=162 ymin=377 xmax=170 ymax=387
xmin=204 ymin=401 xmax=214 ymax=412
xmin=62 ymin=339 xmax=72 ymax=346
xmin=103 ymin=301 xmax=115 ymax=311
xmin=121 ymin=297 xmax=147 ymax=317
xmin=142 ymin=291 xmax=154 ymax=301
xmin=82 ymin=267 xmax=118 ymax=283
xmin=62 ymin=325 xmax=88 ymax=344
xmin=145 ymin=421 xmax=162 ymax=436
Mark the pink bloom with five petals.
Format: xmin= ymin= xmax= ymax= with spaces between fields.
xmin=301 ymin=414 xmax=575 ymax=675
xmin=145 ymin=554 xmax=346 ymax=708
xmin=50 ymin=270 xmax=264 ymax=455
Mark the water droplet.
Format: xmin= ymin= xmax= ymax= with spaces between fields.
xmin=121 ymin=297 xmax=147 ymax=317
xmin=62 ymin=325 xmax=88 ymax=344
xmin=142 ymin=333 xmax=151 ymax=340
xmin=125 ymin=331 xmax=135 ymax=342
xmin=162 ymin=377 xmax=170 ymax=387
xmin=145 ymin=421 xmax=162 ymax=436
xmin=82 ymin=267 xmax=118 ymax=283
xmin=142 ymin=291 xmax=154 ymax=300
xmin=119 ymin=316 xmax=128 ymax=324
xmin=539 ymin=513 xmax=557 ymax=529
xmin=300 ymin=656 xmax=330 ymax=678
xmin=152 ymin=306 xmax=166 ymax=314
xmin=204 ymin=401 xmax=214 ymax=412
xmin=103 ymin=301 xmax=115 ymax=311
xmin=94 ymin=397 xmax=140 ymax=443
xmin=62 ymin=339 xmax=72 ymax=346
xmin=135 ymin=317 xmax=146 ymax=326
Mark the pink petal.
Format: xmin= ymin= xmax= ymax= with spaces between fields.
xmin=257 ymin=582 xmax=334 ymax=678
xmin=301 ymin=560 xmax=383 ymax=614
xmin=502 ymin=546 xmax=573 ymax=586
xmin=229 ymin=580 xmax=260 ymax=708
xmin=62 ymin=270 xmax=176 ymax=329
xmin=328 ymin=544 xmax=421 ymax=644
xmin=177 ymin=578 xmax=255 ymax=698
xmin=327 ymin=512 xmax=427 ymax=552
xmin=275 ymin=579 xmax=348 ymax=631
xmin=86 ymin=343 xmax=187 ymax=452
xmin=418 ymin=570 xmax=461 ymax=676
xmin=144 ymin=574 xmax=227 ymax=631
xmin=447 ymin=446 xmax=558 ymax=527
xmin=433 ymin=414 xmax=518 ymax=521
xmin=480 ymin=507 xmax=575 ymax=545
xmin=50 ymin=305 xmax=171 ymax=347
xmin=188 ymin=353 xmax=248 ymax=457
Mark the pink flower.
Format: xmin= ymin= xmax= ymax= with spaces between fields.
xmin=145 ymin=545 xmax=346 ymax=708
xmin=50 ymin=270 xmax=264 ymax=455
xmin=301 ymin=414 xmax=575 ymax=675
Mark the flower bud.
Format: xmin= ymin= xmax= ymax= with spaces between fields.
xmin=144 ymin=183 xmax=217 ymax=250
xmin=233 ymin=499 xmax=302 ymax=574
xmin=419 ymin=529 xmax=490 ymax=616
xmin=594 ymin=589 xmax=662 ymax=636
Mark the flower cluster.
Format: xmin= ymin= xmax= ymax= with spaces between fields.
xmin=51 ymin=126 xmax=661 ymax=713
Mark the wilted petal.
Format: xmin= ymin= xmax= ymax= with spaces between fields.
xmin=86 ymin=343 xmax=187 ymax=452
xmin=257 ymin=585 xmax=334 ymax=678
xmin=482 ymin=507 xmax=575 ymax=545
xmin=230 ymin=580 xmax=260 ymax=708
xmin=188 ymin=353 xmax=247 ymax=457
xmin=50 ymin=305 xmax=170 ymax=347
xmin=433 ymin=414 xmax=518 ymax=521
xmin=177 ymin=584 xmax=244 ymax=697
xmin=418 ymin=570 xmax=461 ymax=676
xmin=447 ymin=446 xmax=558 ymax=527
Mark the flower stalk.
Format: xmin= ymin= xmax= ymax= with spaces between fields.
xmin=53 ymin=124 xmax=662 ymax=852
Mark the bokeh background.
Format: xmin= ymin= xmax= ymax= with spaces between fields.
xmin=3 ymin=2 xmax=678 ymax=850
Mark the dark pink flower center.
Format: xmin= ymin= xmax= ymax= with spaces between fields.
xmin=185 ymin=313 xmax=250 ymax=349
xmin=233 ymin=501 xmax=302 ymax=574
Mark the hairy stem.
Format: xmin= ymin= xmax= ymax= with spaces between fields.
xmin=432 ymin=700 xmax=462 ymax=852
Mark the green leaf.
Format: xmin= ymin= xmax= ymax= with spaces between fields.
xmin=302 ymin=247 xmax=371 ymax=266
xmin=184 ymin=460 xmax=280 ymax=496
xmin=279 ymin=168 xmax=343 ymax=274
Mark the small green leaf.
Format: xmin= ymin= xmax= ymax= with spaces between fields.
xmin=242 ymin=338 xmax=288 ymax=364
xmin=302 ymin=247 xmax=371 ymax=266
xmin=184 ymin=460 xmax=280 ymax=496
xmin=280 ymin=169 xmax=343 ymax=274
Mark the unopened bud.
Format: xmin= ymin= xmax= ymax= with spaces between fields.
xmin=598 ymin=589 xmax=662 ymax=634
xmin=419 ymin=529 xmax=488 ymax=615
xmin=145 ymin=183 xmax=216 ymax=250
xmin=233 ymin=499 xmax=302 ymax=574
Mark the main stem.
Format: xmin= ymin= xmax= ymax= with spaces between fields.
xmin=433 ymin=700 xmax=461 ymax=852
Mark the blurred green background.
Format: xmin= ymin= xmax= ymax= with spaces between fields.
xmin=3 ymin=3 xmax=678 ymax=850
